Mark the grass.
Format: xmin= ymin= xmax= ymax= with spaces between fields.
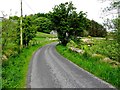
xmin=36 ymin=32 xmax=57 ymax=38
xmin=2 ymin=32 xmax=56 ymax=88
xmin=82 ymin=38 xmax=118 ymax=61
xmin=56 ymin=44 xmax=120 ymax=89
xmin=71 ymin=37 xmax=119 ymax=62
xmin=32 ymin=32 xmax=57 ymax=45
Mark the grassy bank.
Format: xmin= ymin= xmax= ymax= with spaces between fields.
xmin=80 ymin=38 xmax=118 ymax=62
xmin=56 ymin=44 xmax=120 ymax=89
xmin=2 ymin=32 xmax=57 ymax=88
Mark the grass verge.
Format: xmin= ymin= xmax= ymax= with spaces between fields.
xmin=56 ymin=44 xmax=120 ymax=89
xmin=2 ymin=32 xmax=57 ymax=88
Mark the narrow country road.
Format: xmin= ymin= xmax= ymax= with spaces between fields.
xmin=27 ymin=42 xmax=116 ymax=89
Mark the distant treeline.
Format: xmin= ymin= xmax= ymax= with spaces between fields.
xmin=10 ymin=10 xmax=107 ymax=38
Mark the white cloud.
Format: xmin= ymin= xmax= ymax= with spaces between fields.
xmin=0 ymin=0 xmax=111 ymax=24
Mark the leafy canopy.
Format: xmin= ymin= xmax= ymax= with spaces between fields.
xmin=50 ymin=2 xmax=87 ymax=45
xmin=34 ymin=17 xmax=52 ymax=33
xmin=16 ymin=16 xmax=37 ymax=47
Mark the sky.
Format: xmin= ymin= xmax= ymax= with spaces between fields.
xmin=0 ymin=0 xmax=112 ymax=24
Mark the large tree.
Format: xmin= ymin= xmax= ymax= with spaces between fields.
xmin=50 ymin=2 xmax=87 ymax=45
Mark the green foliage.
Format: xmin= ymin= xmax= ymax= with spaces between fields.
xmin=50 ymin=2 xmax=87 ymax=46
xmin=93 ymin=40 xmax=118 ymax=60
xmin=35 ymin=13 xmax=49 ymax=18
xmin=2 ymin=45 xmax=41 ymax=88
xmin=88 ymin=20 xmax=107 ymax=37
xmin=34 ymin=17 xmax=52 ymax=33
xmin=80 ymin=38 xmax=119 ymax=62
xmin=2 ymin=18 xmax=19 ymax=57
xmin=9 ymin=16 xmax=19 ymax=20
xmin=2 ymin=12 xmax=56 ymax=59
xmin=2 ymin=32 xmax=56 ymax=88
xmin=23 ymin=16 xmax=37 ymax=46
xmin=67 ymin=40 xmax=78 ymax=48
xmin=19 ymin=13 xmax=53 ymax=34
xmin=16 ymin=16 xmax=37 ymax=47
xmin=101 ymin=0 xmax=120 ymax=62
xmin=50 ymin=1 xmax=106 ymax=46
xmin=112 ymin=17 xmax=120 ymax=62
xmin=56 ymin=44 xmax=120 ymax=89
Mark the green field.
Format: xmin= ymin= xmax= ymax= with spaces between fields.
xmin=36 ymin=32 xmax=57 ymax=38
xmin=2 ymin=32 xmax=57 ymax=88
xmin=33 ymin=32 xmax=57 ymax=44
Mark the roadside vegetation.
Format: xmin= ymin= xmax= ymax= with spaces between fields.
xmin=1 ymin=8 xmax=57 ymax=88
xmin=2 ymin=32 xmax=57 ymax=88
xmin=55 ymin=1 xmax=120 ymax=89
xmin=56 ymin=39 xmax=120 ymax=88
xmin=79 ymin=37 xmax=119 ymax=62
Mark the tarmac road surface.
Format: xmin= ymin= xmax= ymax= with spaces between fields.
xmin=27 ymin=42 xmax=116 ymax=89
